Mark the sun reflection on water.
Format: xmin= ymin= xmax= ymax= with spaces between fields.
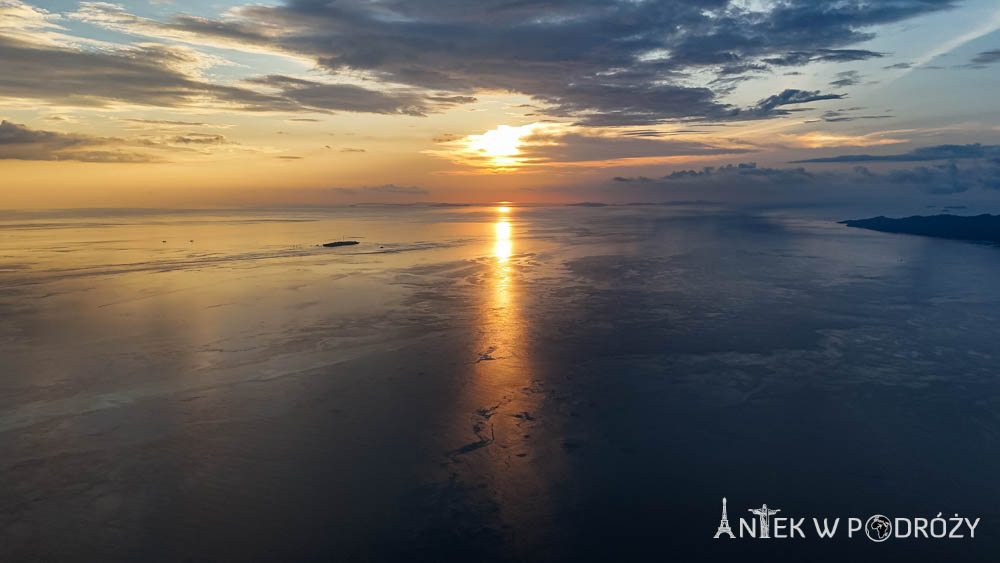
xmin=495 ymin=219 xmax=512 ymax=263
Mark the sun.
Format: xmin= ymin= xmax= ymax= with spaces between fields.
xmin=464 ymin=123 xmax=540 ymax=166
xmin=470 ymin=125 xmax=524 ymax=157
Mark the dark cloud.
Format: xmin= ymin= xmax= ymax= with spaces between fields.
xmin=791 ymin=143 xmax=1000 ymax=163
xmin=883 ymin=62 xmax=912 ymax=69
xmin=1 ymin=120 xmax=85 ymax=148
xmin=427 ymin=95 xmax=478 ymax=104
xmin=0 ymin=40 xmax=321 ymax=113
xmin=618 ymin=129 xmax=672 ymax=138
xmin=431 ymin=133 xmax=462 ymax=143
xmin=764 ymin=49 xmax=884 ymax=66
xmin=122 ymin=119 xmax=212 ymax=127
xmin=135 ymin=0 xmax=954 ymax=125
xmin=744 ymin=89 xmax=845 ymax=117
xmin=881 ymin=162 xmax=1000 ymax=194
xmin=763 ymin=52 xmax=814 ymax=66
xmin=970 ymin=49 xmax=1000 ymax=65
xmin=0 ymin=120 xmax=157 ymax=162
xmin=829 ymin=70 xmax=862 ymax=87
xmin=613 ymin=159 xmax=1000 ymax=194
xmin=812 ymin=49 xmax=885 ymax=63
xmin=160 ymin=13 xmax=277 ymax=45
xmin=818 ymin=108 xmax=892 ymax=122
xmin=545 ymin=83 xmax=727 ymax=126
xmin=0 ymin=35 xmax=460 ymax=116
xmin=245 ymin=75 xmax=428 ymax=115
xmin=616 ymin=163 xmax=815 ymax=186
xmin=716 ymin=63 xmax=770 ymax=76
xmin=169 ymin=134 xmax=227 ymax=145
xmin=0 ymin=36 xmax=292 ymax=110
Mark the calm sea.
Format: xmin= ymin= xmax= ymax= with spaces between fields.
xmin=1 ymin=204 xmax=998 ymax=561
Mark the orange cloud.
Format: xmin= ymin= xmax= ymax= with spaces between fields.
xmin=783 ymin=132 xmax=907 ymax=148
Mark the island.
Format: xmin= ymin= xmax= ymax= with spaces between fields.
xmin=839 ymin=214 xmax=1000 ymax=244
xmin=322 ymin=240 xmax=360 ymax=247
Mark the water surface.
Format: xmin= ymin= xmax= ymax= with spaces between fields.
xmin=1 ymin=205 xmax=998 ymax=561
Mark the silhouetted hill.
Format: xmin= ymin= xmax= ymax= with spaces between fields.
xmin=840 ymin=214 xmax=1000 ymax=243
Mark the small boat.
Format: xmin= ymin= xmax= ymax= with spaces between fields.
xmin=322 ymin=240 xmax=360 ymax=248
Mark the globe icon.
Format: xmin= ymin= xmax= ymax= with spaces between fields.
xmin=865 ymin=515 xmax=892 ymax=542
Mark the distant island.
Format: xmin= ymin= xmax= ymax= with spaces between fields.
xmin=840 ymin=214 xmax=1000 ymax=244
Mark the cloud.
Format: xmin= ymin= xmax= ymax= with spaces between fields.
xmin=615 ymin=163 xmax=816 ymax=186
xmin=121 ymin=118 xmax=212 ymax=127
xmin=67 ymin=1 xmax=282 ymax=55
xmin=881 ymin=162 xmax=1000 ymax=194
xmin=612 ymin=159 xmax=1000 ymax=195
xmin=430 ymin=123 xmax=754 ymax=169
xmin=791 ymin=143 xmax=1000 ymax=163
xmin=539 ymin=83 xmax=729 ymax=126
xmin=817 ymin=108 xmax=892 ymax=122
xmin=783 ymin=132 xmax=905 ymax=148
xmin=169 ymin=133 xmax=227 ymax=145
xmin=244 ymin=75 xmax=429 ymax=116
xmin=743 ymin=89 xmax=845 ymax=117
xmin=829 ymin=70 xmax=862 ymax=87
xmin=61 ymin=0 xmax=955 ymax=126
xmin=0 ymin=34 xmax=293 ymax=111
xmin=427 ymin=95 xmax=478 ymax=104
xmin=764 ymin=49 xmax=884 ymax=66
xmin=515 ymin=132 xmax=753 ymax=163
xmin=0 ymin=119 xmax=247 ymax=161
xmin=0 ymin=119 xmax=157 ymax=162
xmin=0 ymin=14 xmax=472 ymax=116
xmin=970 ymin=49 xmax=1000 ymax=65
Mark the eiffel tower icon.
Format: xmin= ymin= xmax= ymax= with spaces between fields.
xmin=714 ymin=497 xmax=735 ymax=538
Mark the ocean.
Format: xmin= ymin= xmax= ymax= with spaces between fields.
xmin=1 ymin=204 xmax=998 ymax=561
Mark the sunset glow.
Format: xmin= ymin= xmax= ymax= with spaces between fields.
xmin=460 ymin=124 xmax=543 ymax=169
xmin=1 ymin=0 xmax=998 ymax=206
xmin=4 ymin=1 xmax=1000 ymax=560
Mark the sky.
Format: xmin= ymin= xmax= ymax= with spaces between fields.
xmin=1 ymin=0 xmax=1000 ymax=208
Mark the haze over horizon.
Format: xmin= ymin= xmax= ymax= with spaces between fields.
xmin=2 ymin=0 xmax=1000 ymax=207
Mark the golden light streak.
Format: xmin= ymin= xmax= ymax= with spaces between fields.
xmin=494 ymin=217 xmax=512 ymax=263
